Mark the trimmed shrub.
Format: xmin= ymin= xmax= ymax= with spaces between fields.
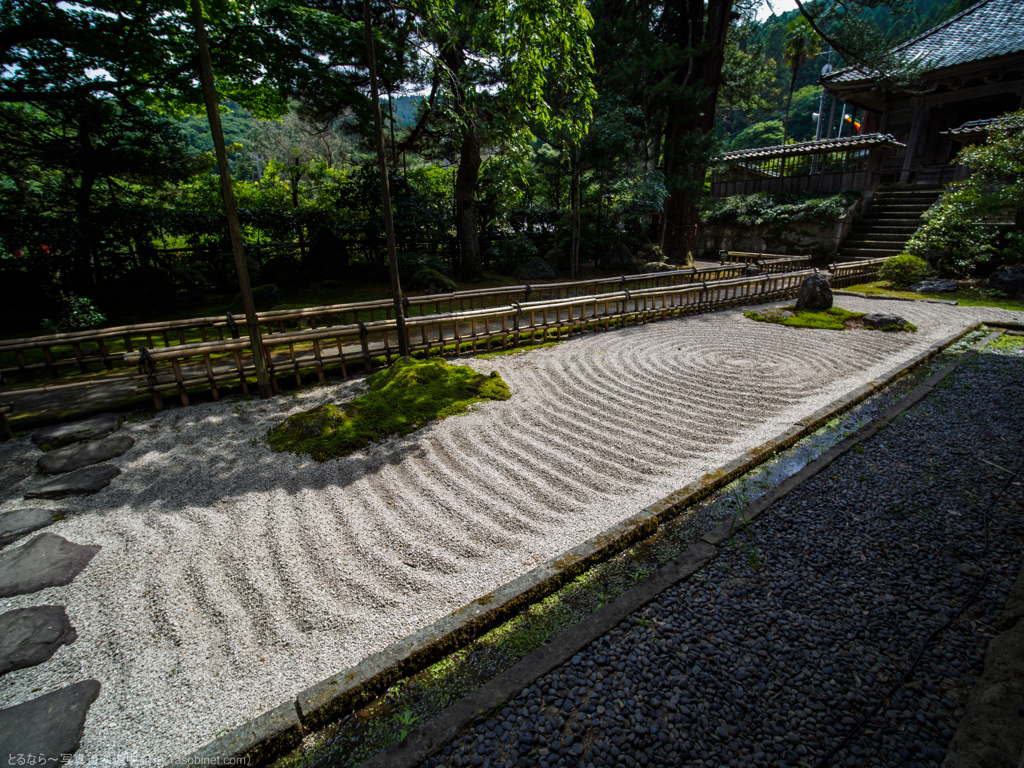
xmin=880 ymin=254 xmax=933 ymax=289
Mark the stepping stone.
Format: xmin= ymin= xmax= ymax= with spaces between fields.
xmin=31 ymin=413 xmax=123 ymax=452
xmin=24 ymin=465 xmax=121 ymax=500
xmin=0 ymin=534 xmax=101 ymax=598
xmin=0 ymin=509 xmax=61 ymax=548
xmin=37 ymin=435 xmax=135 ymax=475
xmin=0 ymin=680 xmax=100 ymax=759
xmin=0 ymin=606 xmax=77 ymax=676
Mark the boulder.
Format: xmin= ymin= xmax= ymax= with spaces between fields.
xmin=0 ymin=606 xmax=77 ymax=676
xmin=987 ymin=265 xmax=1024 ymax=299
xmin=643 ymin=262 xmax=677 ymax=273
xmin=407 ymin=268 xmax=457 ymax=295
xmin=744 ymin=264 xmax=761 ymax=277
xmin=512 ymin=258 xmax=558 ymax=281
xmin=599 ymin=243 xmax=634 ymax=272
xmin=0 ymin=533 xmax=101 ymax=598
xmin=863 ymin=313 xmax=910 ymax=330
xmin=24 ymin=465 xmax=121 ymax=500
xmin=0 ymin=680 xmax=100 ymax=760
xmin=31 ymin=413 xmax=123 ymax=452
xmin=795 ymin=273 xmax=833 ymax=312
xmin=908 ymin=279 xmax=959 ymax=293
xmin=0 ymin=509 xmax=60 ymax=548
xmin=37 ymin=435 xmax=135 ymax=475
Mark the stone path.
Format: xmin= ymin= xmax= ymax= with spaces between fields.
xmin=0 ymin=605 xmax=77 ymax=675
xmin=413 ymin=337 xmax=1024 ymax=768
xmin=0 ymin=680 xmax=101 ymax=760
xmin=0 ymin=415 xmax=118 ymax=761
xmin=0 ymin=533 xmax=101 ymax=598
xmin=37 ymin=434 xmax=135 ymax=474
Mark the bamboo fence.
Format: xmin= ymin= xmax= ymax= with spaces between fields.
xmin=1 ymin=265 xmax=751 ymax=384
xmin=121 ymin=270 xmax=814 ymax=410
xmin=828 ymin=257 xmax=889 ymax=288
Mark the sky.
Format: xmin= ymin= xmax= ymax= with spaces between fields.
xmin=757 ymin=0 xmax=800 ymax=20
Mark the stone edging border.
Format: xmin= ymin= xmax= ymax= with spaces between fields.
xmin=167 ymin=322 xmax=988 ymax=768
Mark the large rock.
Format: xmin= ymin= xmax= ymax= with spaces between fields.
xmin=0 ymin=509 xmax=60 ymax=548
xmin=0 ymin=680 xmax=101 ymax=760
xmin=795 ymin=273 xmax=833 ymax=311
xmin=37 ymin=435 xmax=135 ymax=475
xmin=987 ymin=264 xmax=1024 ymax=299
xmin=24 ymin=465 xmax=121 ymax=499
xmin=863 ymin=313 xmax=910 ymax=330
xmin=643 ymin=262 xmax=678 ymax=273
xmin=512 ymin=258 xmax=558 ymax=281
xmin=0 ymin=533 xmax=101 ymax=598
xmin=908 ymin=279 xmax=959 ymax=293
xmin=31 ymin=413 xmax=123 ymax=452
xmin=0 ymin=606 xmax=77 ymax=675
xmin=599 ymin=243 xmax=634 ymax=272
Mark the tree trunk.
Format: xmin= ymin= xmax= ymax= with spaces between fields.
xmin=782 ymin=68 xmax=798 ymax=143
xmin=660 ymin=0 xmax=734 ymax=265
xmin=570 ymin=144 xmax=581 ymax=279
xmin=455 ymin=123 xmax=483 ymax=280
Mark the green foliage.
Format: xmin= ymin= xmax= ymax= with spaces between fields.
xmin=487 ymin=233 xmax=538 ymax=275
xmin=267 ymin=357 xmax=511 ymax=461
xmin=745 ymin=306 xmax=865 ymax=331
xmin=908 ymin=110 xmax=1024 ymax=277
xmin=880 ymin=254 xmax=933 ymax=288
xmin=41 ymin=294 xmax=106 ymax=334
xmin=729 ymin=121 xmax=785 ymax=151
xmin=701 ymin=191 xmax=860 ymax=227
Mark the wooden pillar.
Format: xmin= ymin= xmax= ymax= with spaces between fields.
xmin=901 ymin=98 xmax=929 ymax=183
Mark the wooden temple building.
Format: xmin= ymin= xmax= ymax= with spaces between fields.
xmin=711 ymin=0 xmax=1024 ymax=199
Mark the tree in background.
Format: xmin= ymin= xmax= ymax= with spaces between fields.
xmin=780 ymin=17 xmax=821 ymax=143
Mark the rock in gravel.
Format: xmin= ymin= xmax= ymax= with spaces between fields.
xmin=795 ymin=273 xmax=833 ymax=311
xmin=0 ymin=680 xmax=101 ymax=760
xmin=37 ymin=435 xmax=135 ymax=475
xmin=909 ymin=279 xmax=959 ymax=293
xmin=986 ymin=265 xmax=1024 ymax=299
xmin=31 ymin=413 xmax=124 ymax=452
xmin=0 ymin=508 xmax=61 ymax=547
xmin=863 ymin=313 xmax=910 ymax=330
xmin=24 ymin=465 xmax=121 ymax=499
xmin=0 ymin=606 xmax=77 ymax=676
xmin=0 ymin=534 xmax=101 ymax=598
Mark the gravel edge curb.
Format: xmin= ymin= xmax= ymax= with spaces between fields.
xmin=166 ymin=322 xmax=986 ymax=767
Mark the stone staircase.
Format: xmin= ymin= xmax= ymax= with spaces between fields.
xmin=838 ymin=186 xmax=944 ymax=261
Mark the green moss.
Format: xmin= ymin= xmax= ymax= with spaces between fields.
xmin=267 ymin=357 xmax=511 ymax=461
xmin=745 ymin=306 xmax=865 ymax=330
xmin=477 ymin=341 xmax=563 ymax=359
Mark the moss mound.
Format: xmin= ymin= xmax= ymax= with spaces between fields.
xmin=745 ymin=306 xmax=866 ymax=331
xmin=267 ymin=357 xmax=510 ymax=461
xmin=407 ymin=268 xmax=457 ymax=294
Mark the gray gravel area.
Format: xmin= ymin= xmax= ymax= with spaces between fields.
xmin=417 ymin=335 xmax=1024 ymax=768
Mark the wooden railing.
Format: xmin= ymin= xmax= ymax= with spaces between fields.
xmin=0 ymin=265 xmax=750 ymax=387
xmin=121 ymin=270 xmax=815 ymax=409
xmin=720 ymin=252 xmax=814 ymax=273
xmin=828 ymin=257 xmax=889 ymax=288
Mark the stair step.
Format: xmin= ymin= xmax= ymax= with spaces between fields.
xmin=840 ymin=247 xmax=905 ymax=258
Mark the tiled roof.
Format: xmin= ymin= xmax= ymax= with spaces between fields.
xmin=720 ymin=133 xmax=904 ymax=161
xmin=940 ymin=117 xmax=998 ymax=137
xmin=824 ymin=0 xmax=1024 ymax=84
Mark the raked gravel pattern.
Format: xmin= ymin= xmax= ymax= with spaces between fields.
xmin=0 ymin=298 xmax=1020 ymax=763
xmin=416 ymin=335 xmax=1024 ymax=768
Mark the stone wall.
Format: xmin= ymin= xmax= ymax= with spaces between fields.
xmin=697 ymin=194 xmax=868 ymax=260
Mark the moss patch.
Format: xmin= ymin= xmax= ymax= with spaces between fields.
xmin=477 ymin=341 xmax=563 ymax=359
xmin=745 ymin=306 xmax=866 ymax=331
xmin=267 ymin=357 xmax=510 ymax=461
